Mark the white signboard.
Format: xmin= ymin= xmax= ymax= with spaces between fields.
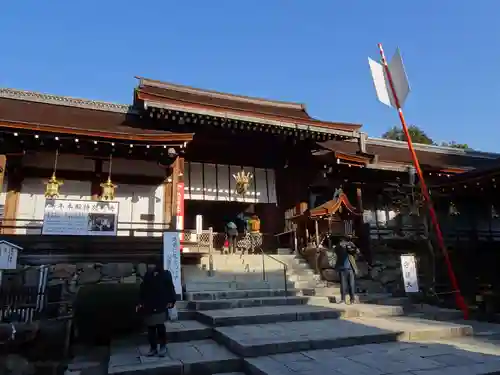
xmin=0 ymin=241 xmax=21 ymax=270
xmin=400 ymin=254 xmax=419 ymax=293
xmin=42 ymin=199 xmax=119 ymax=236
xmin=163 ymin=231 xmax=182 ymax=297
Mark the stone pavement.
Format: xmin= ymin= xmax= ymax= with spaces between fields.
xmin=245 ymin=338 xmax=500 ymax=375
xmin=108 ymin=339 xmax=240 ymax=375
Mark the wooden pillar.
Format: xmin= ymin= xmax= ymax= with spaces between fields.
xmin=2 ymin=156 xmax=23 ymax=235
xmin=91 ymin=159 xmax=103 ymax=200
xmin=163 ymin=166 xmax=173 ymax=228
xmin=166 ymin=157 xmax=185 ymax=230
xmin=0 ymin=155 xmax=6 ymax=193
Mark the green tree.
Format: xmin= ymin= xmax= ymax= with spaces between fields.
xmin=439 ymin=141 xmax=469 ymax=149
xmin=382 ymin=125 xmax=434 ymax=145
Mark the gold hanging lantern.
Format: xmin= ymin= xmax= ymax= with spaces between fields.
xmin=492 ymin=205 xmax=499 ymax=219
xmin=45 ymin=149 xmax=63 ymax=198
xmin=448 ymin=202 xmax=460 ymax=216
xmin=100 ymin=154 xmax=117 ymax=201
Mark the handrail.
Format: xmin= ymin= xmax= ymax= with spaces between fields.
xmin=253 ymin=239 xmax=289 ymax=296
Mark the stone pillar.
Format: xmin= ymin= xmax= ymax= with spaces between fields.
xmin=2 ymin=156 xmax=23 ymax=235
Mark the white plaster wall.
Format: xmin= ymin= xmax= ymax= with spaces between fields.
xmin=114 ymin=184 xmax=164 ymax=237
xmin=0 ymin=180 xmax=7 ymax=220
xmin=103 ymin=158 xmax=165 ymax=177
xmin=17 ymin=179 xmax=91 ymax=234
xmin=23 ymin=152 xmax=95 ymax=171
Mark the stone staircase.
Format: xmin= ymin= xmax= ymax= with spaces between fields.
xmin=68 ymin=254 xmax=500 ymax=375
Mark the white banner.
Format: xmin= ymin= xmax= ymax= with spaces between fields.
xmin=42 ymin=199 xmax=119 ymax=236
xmin=0 ymin=241 xmax=21 ymax=270
xmin=400 ymin=254 xmax=419 ymax=293
xmin=163 ymin=231 xmax=182 ymax=297
xmin=369 ymin=48 xmax=410 ymax=109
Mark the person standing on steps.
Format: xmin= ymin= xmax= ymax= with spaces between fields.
xmin=137 ymin=262 xmax=177 ymax=357
xmin=334 ymin=235 xmax=360 ymax=304
xmin=225 ymin=220 xmax=238 ymax=254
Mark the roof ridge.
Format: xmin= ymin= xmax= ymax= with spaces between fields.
xmin=0 ymin=88 xmax=133 ymax=114
xmin=368 ymin=137 xmax=500 ymax=159
xmin=137 ymin=77 xmax=307 ymax=111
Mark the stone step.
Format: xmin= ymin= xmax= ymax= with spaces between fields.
xmin=185 ymin=280 xmax=295 ymax=292
xmin=196 ymin=303 xmax=405 ymax=327
xmin=244 ymin=336 xmax=500 ymax=374
xmin=185 ymin=288 xmax=297 ymax=301
xmin=287 ymin=273 xmax=321 ymax=282
xmin=187 ymin=296 xmax=322 ymax=311
xmin=108 ymin=339 xmax=240 ymax=375
xmin=214 ymin=317 xmax=473 ymax=357
xmin=138 ymin=320 xmax=212 ymax=342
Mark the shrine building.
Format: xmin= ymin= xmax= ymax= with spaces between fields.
xmin=0 ymin=78 xmax=499 ymax=256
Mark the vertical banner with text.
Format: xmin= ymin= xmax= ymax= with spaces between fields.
xmin=163 ymin=232 xmax=182 ymax=297
xmin=176 ymin=182 xmax=185 ymax=250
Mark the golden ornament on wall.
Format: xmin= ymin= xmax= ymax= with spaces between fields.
xmin=233 ymin=170 xmax=253 ymax=196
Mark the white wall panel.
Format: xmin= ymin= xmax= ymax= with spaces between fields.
xmin=216 ymin=164 xmax=230 ymax=201
xmin=254 ymin=168 xmax=268 ymax=204
xmin=267 ymin=169 xmax=277 ymax=204
xmin=17 ymin=178 xmax=46 ymax=234
xmin=103 ymin=158 xmax=165 ymax=177
xmin=114 ymin=185 xmax=134 ymax=236
xmin=203 ymin=164 xmax=217 ymax=201
xmin=58 ymin=180 xmax=91 ymax=200
xmin=0 ymin=180 xmax=7 ymax=219
xmin=23 ymin=152 xmax=95 ymax=171
xmin=189 ymin=162 xmax=203 ymax=200
xmin=184 ymin=162 xmax=191 ymax=199
xmin=114 ymin=184 xmax=164 ymax=237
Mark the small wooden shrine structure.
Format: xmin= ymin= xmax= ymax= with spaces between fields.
xmin=291 ymin=188 xmax=362 ymax=250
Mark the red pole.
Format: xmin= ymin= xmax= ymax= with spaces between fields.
xmin=377 ymin=43 xmax=469 ymax=320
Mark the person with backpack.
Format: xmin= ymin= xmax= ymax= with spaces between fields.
xmin=225 ymin=220 xmax=238 ymax=254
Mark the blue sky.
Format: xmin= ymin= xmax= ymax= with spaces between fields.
xmin=1 ymin=1 xmax=499 ymax=151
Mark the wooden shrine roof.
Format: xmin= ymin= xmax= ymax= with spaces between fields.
xmin=317 ymin=139 xmax=497 ymax=171
xmin=0 ymin=91 xmax=193 ymax=143
xmin=135 ymin=77 xmax=362 ymax=134
xmin=309 ymin=191 xmax=362 ymax=219
xmin=430 ymin=157 xmax=500 ymax=188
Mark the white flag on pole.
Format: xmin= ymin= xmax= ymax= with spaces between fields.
xmin=369 ymin=48 xmax=411 ymax=109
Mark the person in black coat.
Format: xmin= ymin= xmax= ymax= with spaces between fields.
xmin=137 ymin=262 xmax=177 ymax=357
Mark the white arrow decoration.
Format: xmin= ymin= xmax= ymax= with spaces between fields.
xmin=368 ymin=48 xmax=411 ymax=109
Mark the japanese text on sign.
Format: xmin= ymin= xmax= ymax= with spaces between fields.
xmin=42 ymin=199 xmax=119 ymax=236
xmin=400 ymin=254 xmax=419 ymax=293
xmin=163 ymin=231 xmax=182 ymax=297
